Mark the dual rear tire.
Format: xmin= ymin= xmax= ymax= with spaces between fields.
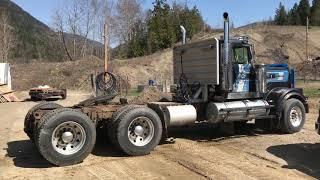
xmin=108 ymin=106 xmax=163 ymax=156
xmin=34 ymin=108 xmax=96 ymax=166
xmin=30 ymin=105 xmax=162 ymax=166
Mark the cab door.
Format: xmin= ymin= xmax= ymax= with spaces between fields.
xmin=232 ymin=46 xmax=253 ymax=93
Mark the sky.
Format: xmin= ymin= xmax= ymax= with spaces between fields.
xmin=11 ymin=0 xmax=301 ymax=28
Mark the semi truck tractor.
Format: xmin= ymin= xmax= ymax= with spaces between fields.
xmin=24 ymin=13 xmax=308 ymax=166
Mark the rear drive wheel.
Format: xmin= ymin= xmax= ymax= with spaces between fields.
xmin=114 ymin=107 xmax=162 ymax=156
xmin=36 ymin=108 xmax=96 ymax=166
xmin=24 ymin=102 xmax=62 ymax=140
xmin=107 ymin=105 xmax=142 ymax=146
xmin=281 ymin=98 xmax=306 ymax=134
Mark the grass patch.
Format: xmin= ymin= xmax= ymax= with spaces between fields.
xmin=303 ymin=88 xmax=320 ymax=98
xmin=296 ymin=79 xmax=320 ymax=84
xmin=127 ymin=88 xmax=140 ymax=97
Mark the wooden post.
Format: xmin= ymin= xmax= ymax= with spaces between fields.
xmin=126 ymin=75 xmax=129 ymax=95
xmin=314 ymin=64 xmax=317 ymax=81
xmin=165 ymin=80 xmax=168 ymax=93
xmin=306 ymin=17 xmax=309 ymax=61
xmin=104 ymin=21 xmax=109 ymax=72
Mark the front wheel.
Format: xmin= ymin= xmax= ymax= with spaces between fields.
xmin=36 ymin=108 xmax=96 ymax=166
xmin=114 ymin=107 xmax=162 ymax=156
xmin=281 ymin=98 xmax=306 ymax=134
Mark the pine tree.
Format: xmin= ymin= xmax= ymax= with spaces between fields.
xmin=298 ymin=0 xmax=311 ymax=25
xmin=111 ymin=0 xmax=206 ymax=58
xmin=147 ymin=0 xmax=175 ymax=52
xmin=127 ymin=20 xmax=148 ymax=58
xmin=147 ymin=0 xmax=203 ymax=54
xmin=311 ymin=0 xmax=320 ymax=25
xmin=288 ymin=3 xmax=301 ymax=25
xmin=274 ymin=2 xmax=288 ymax=25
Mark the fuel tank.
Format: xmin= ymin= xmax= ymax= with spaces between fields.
xmin=163 ymin=105 xmax=197 ymax=127
xmin=206 ymin=100 xmax=270 ymax=123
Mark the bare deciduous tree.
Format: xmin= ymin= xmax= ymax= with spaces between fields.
xmin=90 ymin=0 xmax=114 ymax=70
xmin=52 ymin=9 xmax=73 ymax=61
xmin=52 ymin=0 xmax=111 ymax=60
xmin=112 ymin=0 xmax=143 ymax=44
xmin=0 ymin=11 xmax=15 ymax=61
xmin=79 ymin=0 xmax=99 ymax=59
xmin=67 ymin=0 xmax=85 ymax=60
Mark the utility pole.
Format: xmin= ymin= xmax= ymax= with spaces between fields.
xmin=306 ymin=17 xmax=309 ymax=61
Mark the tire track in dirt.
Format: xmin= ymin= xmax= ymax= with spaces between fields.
xmin=84 ymin=155 xmax=205 ymax=179
xmin=59 ymin=152 xmax=206 ymax=180
xmin=156 ymin=139 xmax=312 ymax=180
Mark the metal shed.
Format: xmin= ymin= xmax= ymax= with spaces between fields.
xmin=0 ymin=63 xmax=12 ymax=90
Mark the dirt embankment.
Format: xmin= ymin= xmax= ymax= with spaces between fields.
xmin=195 ymin=25 xmax=320 ymax=78
xmin=11 ymin=56 xmax=104 ymax=91
xmin=129 ymin=86 xmax=172 ymax=104
xmin=11 ymin=25 xmax=320 ymax=91
xmin=11 ymin=49 xmax=173 ymax=91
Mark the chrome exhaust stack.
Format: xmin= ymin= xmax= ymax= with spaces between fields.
xmin=180 ymin=25 xmax=186 ymax=45
xmin=223 ymin=12 xmax=233 ymax=91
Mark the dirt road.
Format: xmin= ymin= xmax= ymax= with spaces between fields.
xmin=0 ymin=92 xmax=320 ymax=179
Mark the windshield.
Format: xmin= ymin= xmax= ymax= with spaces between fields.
xmin=233 ymin=46 xmax=251 ymax=64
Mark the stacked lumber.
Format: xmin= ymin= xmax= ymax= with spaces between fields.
xmin=0 ymin=84 xmax=20 ymax=103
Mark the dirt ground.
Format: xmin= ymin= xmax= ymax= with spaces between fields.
xmin=0 ymin=92 xmax=320 ymax=180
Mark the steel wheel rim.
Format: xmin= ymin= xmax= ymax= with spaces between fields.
xmin=289 ymin=106 xmax=303 ymax=128
xmin=128 ymin=117 xmax=155 ymax=147
xmin=52 ymin=121 xmax=86 ymax=155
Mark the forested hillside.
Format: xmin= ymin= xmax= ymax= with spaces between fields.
xmin=0 ymin=0 xmax=208 ymax=62
xmin=111 ymin=0 xmax=209 ymax=59
xmin=274 ymin=0 xmax=320 ymax=25
xmin=0 ymin=0 xmax=103 ymax=63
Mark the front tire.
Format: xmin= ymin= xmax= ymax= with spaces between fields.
xmin=114 ymin=107 xmax=162 ymax=156
xmin=36 ymin=108 xmax=96 ymax=166
xmin=281 ymin=98 xmax=306 ymax=134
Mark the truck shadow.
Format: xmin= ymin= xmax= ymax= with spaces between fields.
xmin=92 ymin=141 xmax=124 ymax=157
xmin=5 ymin=140 xmax=54 ymax=168
xmin=91 ymin=128 xmax=126 ymax=157
xmin=267 ymin=143 xmax=320 ymax=179
xmin=5 ymin=139 xmax=124 ymax=168
xmin=167 ymin=123 xmax=271 ymax=143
